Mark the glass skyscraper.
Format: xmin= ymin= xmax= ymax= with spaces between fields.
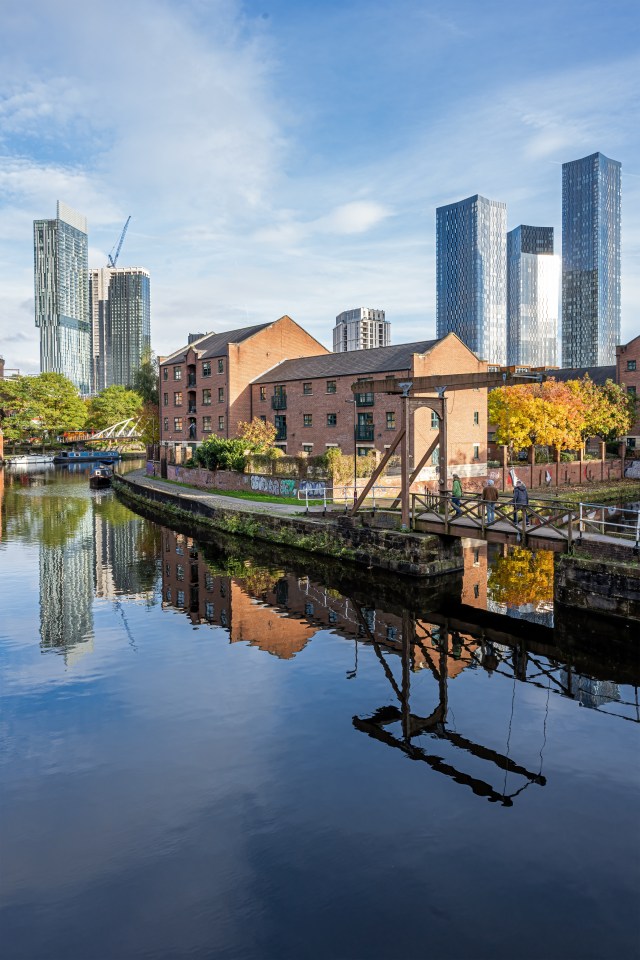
xmin=89 ymin=266 xmax=151 ymax=391
xmin=436 ymin=194 xmax=507 ymax=364
xmin=562 ymin=152 xmax=621 ymax=367
xmin=507 ymin=225 xmax=559 ymax=366
xmin=34 ymin=201 xmax=90 ymax=394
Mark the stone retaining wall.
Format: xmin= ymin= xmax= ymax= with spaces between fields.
xmin=555 ymin=555 xmax=640 ymax=622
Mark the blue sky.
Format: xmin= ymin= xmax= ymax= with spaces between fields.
xmin=1 ymin=0 xmax=638 ymax=372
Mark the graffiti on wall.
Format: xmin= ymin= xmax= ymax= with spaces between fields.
xmin=250 ymin=475 xmax=296 ymax=496
xmin=299 ymin=480 xmax=327 ymax=497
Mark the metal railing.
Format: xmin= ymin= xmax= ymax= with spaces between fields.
xmin=271 ymin=394 xmax=287 ymax=410
xmin=297 ymin=484 xmax=401 ymax=514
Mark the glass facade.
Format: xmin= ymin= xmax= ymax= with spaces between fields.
xmin=507 ymin=225 xmax=559 ymax=366
xmin=89 ymin=267 xmax=151 ymax=392
xmin=562 ymin=152 xmax=621 ymax=367
xmin=436 ymin=194 xmax=507 ymax=365
xmin=34 ymin=202 xmax=90 ymax=394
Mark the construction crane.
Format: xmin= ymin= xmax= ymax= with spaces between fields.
xmin=107 ymin=216 xmax=131 ymax=268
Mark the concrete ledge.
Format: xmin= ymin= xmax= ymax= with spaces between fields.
xmin=114 ymin=473 xmax=464 ymax=578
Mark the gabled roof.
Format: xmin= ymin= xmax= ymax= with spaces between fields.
xmin=163 ymin=322 xmax=272 ymax=363
xmin=549 ymin=365 xmax=616 ymax=386
xmin=251 ymin=339 xmax=440 ymax=384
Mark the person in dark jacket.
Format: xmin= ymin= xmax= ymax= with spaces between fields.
xmin=512 ymin=479 xmax=529 ymax=524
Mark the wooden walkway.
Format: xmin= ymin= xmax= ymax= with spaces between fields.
xmin=408 ymin=493 xmax=640 ymax=553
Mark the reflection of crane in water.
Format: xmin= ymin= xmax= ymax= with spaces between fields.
xmin=113 ymin=599 xmax=137 ymax=651
xmin=350 ymin=606 xmax=547 ymax=806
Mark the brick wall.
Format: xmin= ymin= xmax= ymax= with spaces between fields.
xmin=617 ymin=335 xmax=640 ymax=443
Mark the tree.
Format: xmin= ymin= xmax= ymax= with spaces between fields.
xmin=131 ymin=348 xmax=159 ymax=406
xmin=87 ymin=385 xmax=143 ymax=432
xmin=489 ymin=380 xmax=586 ymax=452
xmin=237 ymin=417 xmax=277 ymax=451
xmin=570 ymin=376 xmax=636 ymax=442
xmin=194 ymin=436 xmax=248 ymax=472
xmin=26 ymin=373 xmax=88 ymax=438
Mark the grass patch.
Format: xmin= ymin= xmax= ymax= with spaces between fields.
xmin=153 ymin=476 xmax=322 ymax=507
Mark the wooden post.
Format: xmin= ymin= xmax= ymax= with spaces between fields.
xmin=578 ymin=445 xmax=584 ymax=485
xmin=600 ymin=440 xmax=605 ymax=481
xmin=439 ymin=396 xmax=449 ymax=504
xmin=501 ymin=445 xmax=508 ymax=492
xmin=401 ymin=395 xmax=410 ymax=529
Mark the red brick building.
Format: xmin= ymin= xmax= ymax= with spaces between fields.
xmin=251 ymin=332 xmax=488 ymax=481
xmin=159 ymin=316 xmax=328 ymax=445
xmin=616 ymin=334 xmax=640 ymax=449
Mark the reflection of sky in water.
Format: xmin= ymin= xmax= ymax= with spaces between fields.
xmin=0 ymin=467 xmax=638 ymax=960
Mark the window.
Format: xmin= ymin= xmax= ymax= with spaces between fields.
xmin=473 ymin=444 xmax=480 ymax=460
xmin=473 ymin=411 xmax=479 ymax=425
xmin=431 ymin=410 xmax=439 ymax=428
xmin=174 ymin=391 xmax=183 ymax=406
xmin=205 ymin=573 xmax=214 ymax=591
xmin=174 ymin=417 xmax=183 ymax=432
xmin=202 ymin=361 xmax=211 ymax=377
xmin=431 ymin=446 xmax=439 ymax=465
xmin=174 ymin=365 xmax=182 ymax=380
xmin=163 ymin=392 xmax=168 ymax=406
xmin=302 ymin=444 xmax=313 ymax=454
xmin=386 ymin=625 xmax=398 ymax=642
xmin=203 ymin=416 xmax=212 ymax=432
xmin=218 ymin=387 xmax=224 ymax=402
xmin=627 ymin=360 xmax=636 ymax=371
xmin=303 ymin=414 xmax=312 ymax=427
xmin=303 ymin=382 xmax=312 ymax=395
xmin=260 ymin=414 xmax=266 ymax=422
xmin=474 ymin=583 xmax=480 ymax=599
xmin=217 ymin=359 xmax=224 ymax=373
xmin=628 ymin=385 xmax=636 ymax=396
xmin=205 ymin=602 xmax=215 ymax=622
xmin=326 ymin=380 xmax=336 ymax=394
xmin=357 ymin=447 xmax=371 ymax=457
xmin=473 ymin=548 xmax=480 ymax=566
xmin=260 ymin=386 xmax=266 ymax=401
xmin=176 ymin=564 xmax=184 ymax=581
xmin=177 ymin=590 xmax=185 ymax=607
xmin=326 ymin=413 xmax=337 ymax=427
xmin=218 ymin=416 xmax=225 ymax=431
xmin=386 ymin=411 xmax=396 ymax=430
xmin=163 ymin=368 xmax=168 ymax=381
xmin=202 ymin=389 xmax=211 ymax=405
xmin=163 ymin=417 xmax=169 ymax=431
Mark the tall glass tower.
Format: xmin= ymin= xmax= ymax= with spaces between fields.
xmin=562 ymin=152 xmax=621 ymax=367
xmin=34 ymin=201 xmax=90 ymax=394
xmin=89 ymin=267 xmax=151 ymax=392
xmin=507 ymin=225 xmax=559 ymax=366
xmin=436 ymin=194 xmax=507 ymax=364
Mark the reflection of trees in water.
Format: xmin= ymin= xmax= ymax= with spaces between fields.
xmin=5 ymin=490 xmax=89 ymax=548
xmin=488 ymin=547 xmax=554 ymax=609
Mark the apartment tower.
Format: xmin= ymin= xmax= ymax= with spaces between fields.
xmin=507 ymin=225 xmax=559 ymax=366
xmin=34 ymin=201 xmax=90 ymax=394
xmin=562 ymin=152 xmax=621 ymax=367
xmin=89 ymin=266 xmax=151 ymax=392
xmin=436 ymin=194 xmax=507 ymax=365
xmin=333 ymin=308 xmax=389 ymax=352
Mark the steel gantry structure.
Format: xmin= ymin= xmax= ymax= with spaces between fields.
xmin=349 ymin=369 xmax=544 ymax=528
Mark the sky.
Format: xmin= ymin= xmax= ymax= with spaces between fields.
xmin=0 ymin=0 xmax=638 ymax=373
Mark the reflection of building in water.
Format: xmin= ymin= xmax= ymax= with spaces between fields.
xmin=559 ymin=671 xmax=620 ymax=711
xmin=0 ymin=468 xmax=4 ymax=540
xmin=93 ymin=508 xmax=154 ymax=600
xmin=161 ymin=530 xmax=480 ymax=673
xmin=39 ymin=508 xmax=94 ymax=661
xmin=461 ymin=539 xmax=487 ymax=609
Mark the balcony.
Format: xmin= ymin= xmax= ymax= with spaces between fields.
xmin=187 ymin=375 xmax=196 ymax=387
xmin=275 ymin=427 xmax=287 ymax=441
xmin=271 ymin=394 xmax=287 ymax=410
xmin=188 ymin=405 xmax=197 ymax=414
xmin=355 ymin=424 xmax=375 ymax=441
xmin=355 ymin=392 xmax=375 ymax=407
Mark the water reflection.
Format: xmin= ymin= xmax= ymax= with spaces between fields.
xmin=0 ymin=463 xmax=158 ymax=663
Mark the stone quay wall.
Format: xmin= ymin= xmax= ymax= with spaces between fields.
xmin=115 ymin=474 xmax=464 ymax=578
xmin=555 ymin=555 xmax=640 ymax=622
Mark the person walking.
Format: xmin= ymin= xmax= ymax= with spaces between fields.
xmin=451 ymin=474 xmax=463 ymax=517
xmin=482 ymin=477 xmax=498 ymax=524
xmin=512 ymin=478 xmax=529 ymax=525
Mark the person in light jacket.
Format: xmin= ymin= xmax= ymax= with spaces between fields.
xmin=512 ymin=479 xmax=529 ymax=524
xmin=482 ymin=478 xmax=499 ymax=524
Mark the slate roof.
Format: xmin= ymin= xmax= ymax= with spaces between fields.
xmin=252 ymin=339 xmax=440 ymax=384
xmin=163 ymin=322 xmax=272 ymax=363
xmin=548 ymin=365 xmax=616 ymax=386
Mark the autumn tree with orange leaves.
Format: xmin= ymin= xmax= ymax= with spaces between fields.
xmin=488 ymin=376 xmax=636 ymax=452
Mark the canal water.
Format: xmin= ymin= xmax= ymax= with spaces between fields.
xmin=1 ymin=464 xmax=638 ymax=960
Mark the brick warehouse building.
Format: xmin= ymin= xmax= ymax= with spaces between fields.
xmin=159 ymin=319 xmax=488 ymax=482
xmin=616 ymin=334 xmax=640 ymax=449
xmin=159 ymin=316 xmax=328 ymax=445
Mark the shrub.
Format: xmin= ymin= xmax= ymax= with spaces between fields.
xmin=194 ymin=437 xmax=248 ymax=472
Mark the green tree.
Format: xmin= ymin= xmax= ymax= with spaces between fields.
xmin=87 ymin=385 xmax=143 ymax=432
xmin=570 ymin=376 xmax=636 ymax=442
xmin=27 ymin=373 xmax=88 ymax=438
xmin=0 ymin=377 xmax=33 ymax=444
xmin=131 ymin=348 xmax=159 ymax=405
